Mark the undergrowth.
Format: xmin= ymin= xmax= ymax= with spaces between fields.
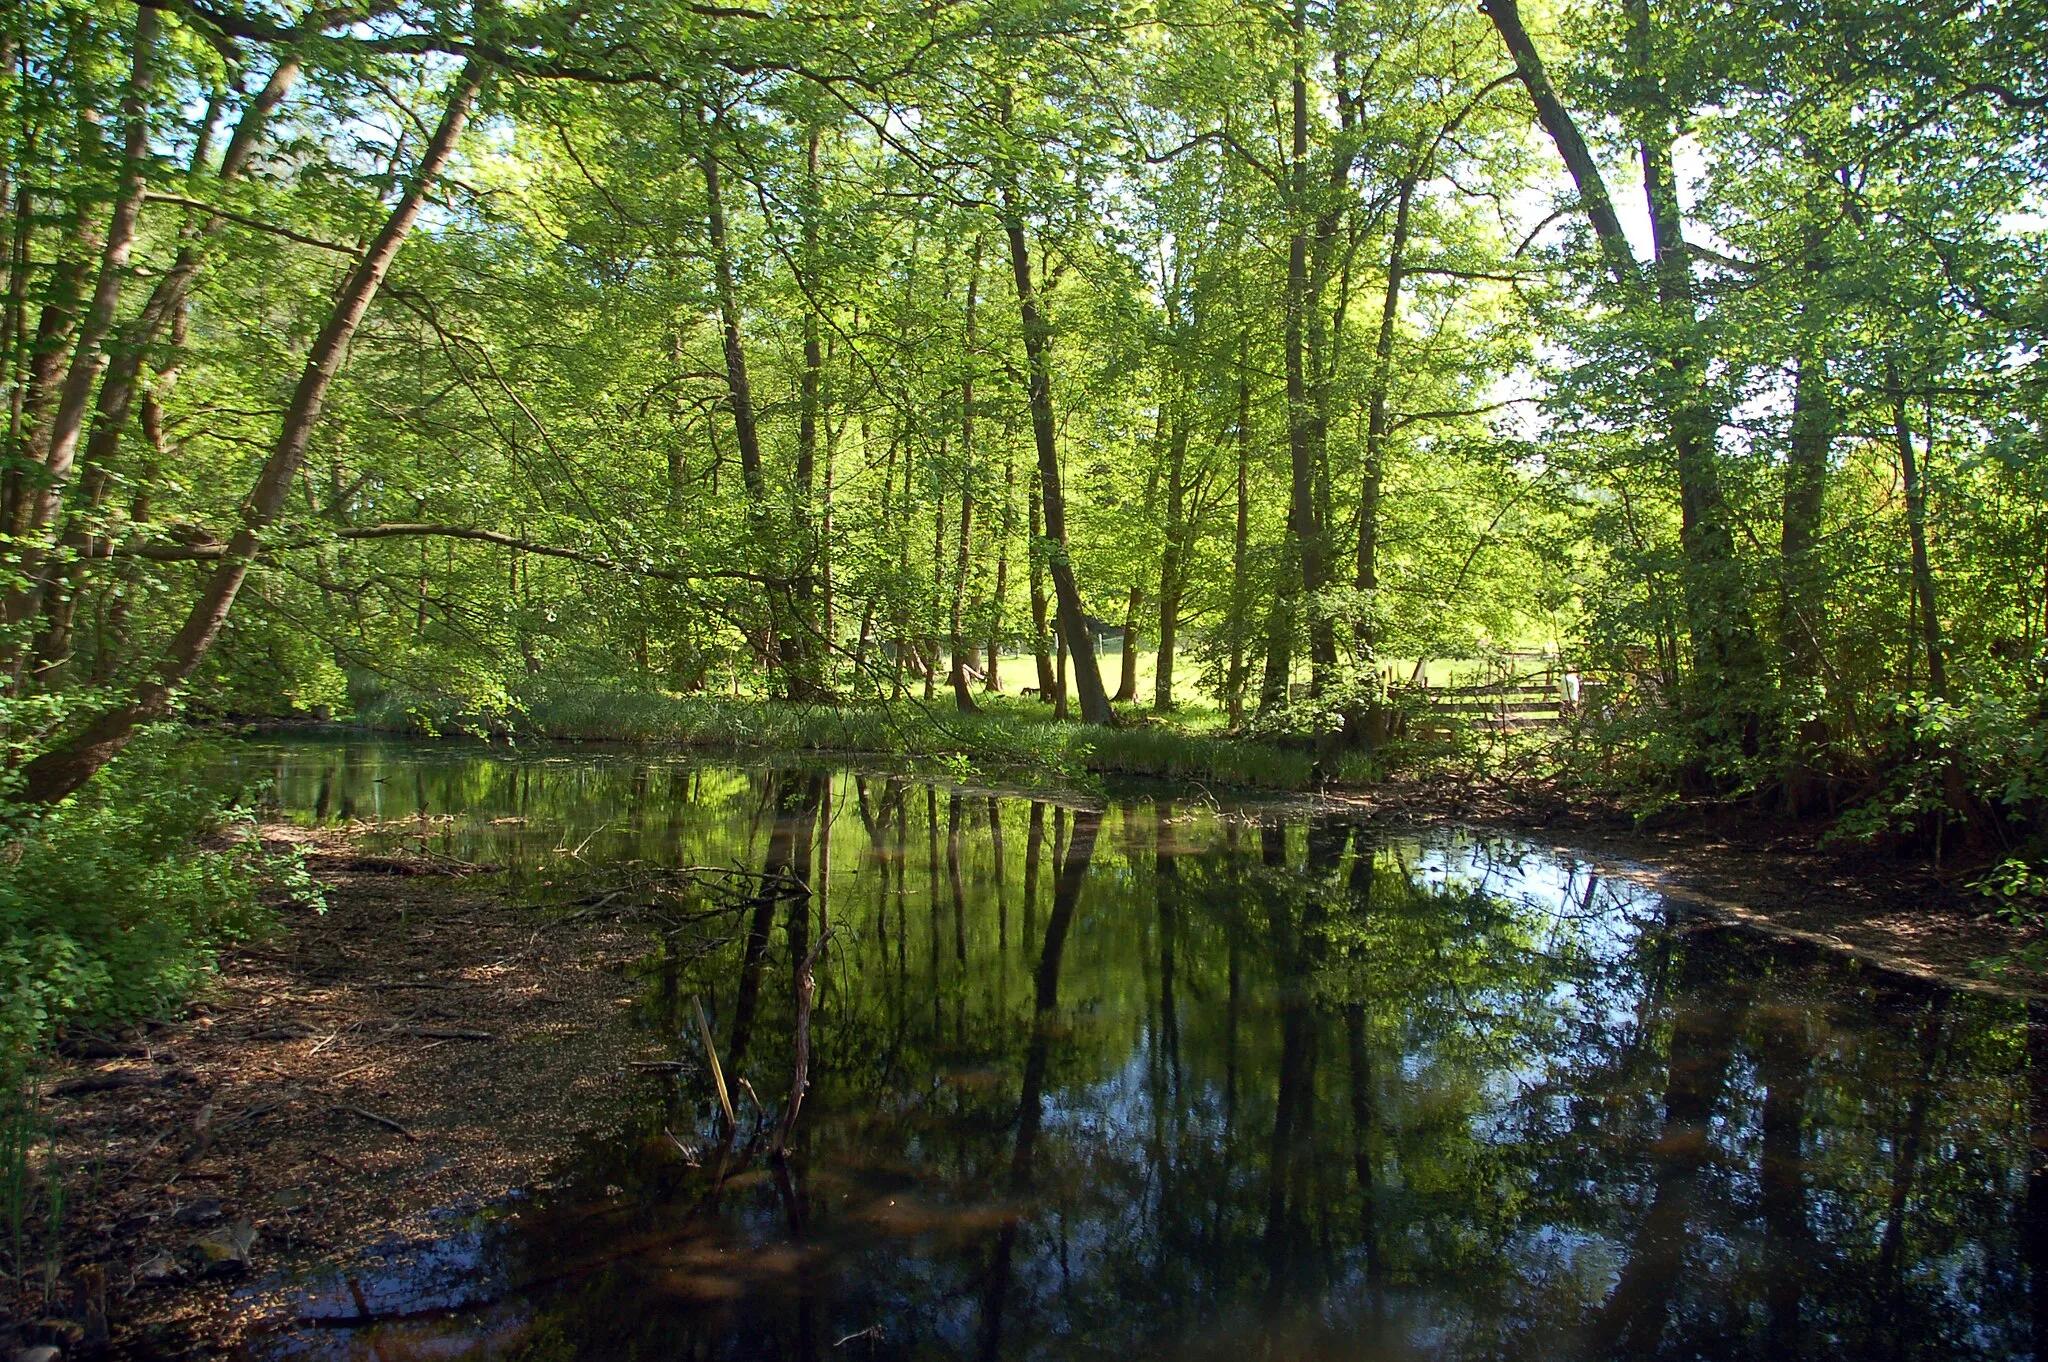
xmin=0 ymin=729 xmax=320 ymax=1072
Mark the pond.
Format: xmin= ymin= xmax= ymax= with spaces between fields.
xmin=211 ymin=736 xmax=2044 ymax=1360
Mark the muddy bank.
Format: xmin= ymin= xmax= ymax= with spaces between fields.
xmin=1331 ymin=776 xmax=2045 ymax=995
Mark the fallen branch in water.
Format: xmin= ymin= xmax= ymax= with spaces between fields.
xmin=692 ymin=996 xmax=736 ymax=1130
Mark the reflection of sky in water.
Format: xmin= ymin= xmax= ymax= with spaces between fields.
xmin=193 ymin=736 xmax=2046 ymax=1362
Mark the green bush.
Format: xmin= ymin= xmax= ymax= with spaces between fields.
xmin=0 ymin=731 xmax=318 ymax=1067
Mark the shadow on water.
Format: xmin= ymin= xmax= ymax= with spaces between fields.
xmin=198 ymin=736 xmax=2048 ymax=1360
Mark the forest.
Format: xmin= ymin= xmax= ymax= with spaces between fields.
xmin=2 ymin=0 xmax=2047 ymax=1032
xmin=5 ymin=0 xmax=2048 ymax=1352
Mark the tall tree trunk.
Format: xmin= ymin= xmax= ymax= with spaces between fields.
xmin=19 ymin=58 xmax=485 ymax=804
xmin=1028 ymin=463 xmax=1054 ymax=698
xmin=950 ymin=242 xmax=981 ymax=713
xmin=986 ymin=444 xmax=1013 ymax=692
xmin=1781 ymin=344 xmax=1832 ymax=812
xmin=1114 ymin=586 xmax=1142 ymax=703
xmin=1355 ymin=176 xmax=1413 ymax=657
xmin=1227 ymin=342 xmax=1252 ymax=726
xmin=700 ymin=115 xmax=779 ymax=686
xmin=998 ymin=165 xmax=1112 ymax=724
xmin=789 ymin=122 xmax=825 ymax=697
xmin=1889 ymin=366 xmax=1946 ymax=699
xmin=1277 ymin=0 xmax=1325 ymax=708
xmin=1481 ymin=0 xmax=1636 ymax=285
xmin=1491 ymin=0 xmax=1762 ymax=720
xmin=1154 ymin=410 xmax=1188 ymax=714
xmin=4 ymin=8 xmax=158 ymax=654
xmin=35 ymin=56 xmax=304 ymax=684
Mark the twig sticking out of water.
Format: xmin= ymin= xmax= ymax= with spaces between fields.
xmin=774 ymin=928 xmax=834 ymax=1158
xmin=691 ymin=996 xmax=736 ymax=1130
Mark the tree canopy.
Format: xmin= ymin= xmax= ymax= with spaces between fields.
xmin=2 ymin=0 xmax=2045 ymax=838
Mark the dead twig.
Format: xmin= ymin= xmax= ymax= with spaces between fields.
xmin=331 ymin=1105 xmax=420 ymax=1141
xmin=774 ymin=927 xmax=834 ymax=1158
xmin=387 ymin=1026 xmax=496 ymax=1041
xmin=692 ymin=996 xmax=736 ymax=1129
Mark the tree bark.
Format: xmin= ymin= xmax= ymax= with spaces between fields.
xmin=1355 ymin=177 xmax=1413 ymax=657
xmin=999 ymin=168 xmax=1112 ymax=724
xmin=949 ymin=242 xmax=981 ymax=713
xmin=789 ymin=122 xmax=825 ymax=697
xmin=19 ymin=58 xmax=485 ymax=804
xmin=1154 ymin=409 xmax=1188 ymax=713
xmin=1114 ymin=585 xmax=1142 ymax=703
xmin=34 ymin=56 xmax=304 ymax=683
xmin=1890 ymin=367 xmax=1946 ymax=699
xmin=700 ymin=113 xmax=780 ymax=685
xmin=1480 ymin=0 xmax=1636 ymax=285
xmin=986 ymin=444 xmax=1013 ymax=692
xmin=1226 ymin=340 xmax=1252 ymax=726
xmin=1028 ymin=463 xmax=1055 ymax=698
xmin=5 ymin=9 xmax=159 ymax=651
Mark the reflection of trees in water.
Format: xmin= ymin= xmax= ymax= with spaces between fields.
xmin=242 ymin=744 xmax=2044 ymax=1361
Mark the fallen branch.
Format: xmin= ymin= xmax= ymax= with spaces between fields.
xmin=332 ymin=1105 xmax=419 ymax=1141
xmin=692 ymin=996 xmax=736 ymax=1129
xmin=51 ymin=1068 xmax=189 ymax=1097
xmin=388 ymin=1025 xmax=495 ymax=1041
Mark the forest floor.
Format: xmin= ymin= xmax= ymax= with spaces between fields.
xmin=19 ymin=824 xmax=671 ymax=1360
xmin=18 ymin=767 xmax=2041 ymax=1358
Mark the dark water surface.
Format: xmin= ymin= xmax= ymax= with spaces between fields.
xmin=210 ymin=737 xmax=2044 ymax=1360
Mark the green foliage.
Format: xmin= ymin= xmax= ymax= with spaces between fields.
xmin=0 ymin=732 xmax=319 ymax=1068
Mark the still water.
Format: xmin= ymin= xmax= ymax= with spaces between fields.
xmin=217 ymin=737 xmax=2044 ymax=1360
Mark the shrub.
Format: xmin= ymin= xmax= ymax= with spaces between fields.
xmin=0 ymin=730 xmax=318 ymax=1069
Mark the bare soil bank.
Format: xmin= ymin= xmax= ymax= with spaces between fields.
xmin=19 ymin=826 xmax=671 ymax=1359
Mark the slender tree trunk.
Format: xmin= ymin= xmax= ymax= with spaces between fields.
xmin=1481 ymin=0 xmax=1636 ymax=284
xmin=1890 ymin=367 xmax=1946 ymax=699
xmin=1781 ymin=335 xmax=1832 ymax=812
xmin=1054 ymin=620 xmax=1069 ymax=720
xmin=1227 ymin=343 xmax=1252 ymax=726
xmin=1114 ymin=586 xmax=1142 ymax=703
xmin=34 ymin=57 xmax=303 ymax=684
xmin=1028 ymin=465 xmax=1054 ymax=699
xmin=1276 ymin=0 xmax=1324 ymax=709
xmin=4 ymin=9 xmax=158 ymax=654
xmin=1355 ymin=177 xmax=1413 ymax=657
xmin=1155 ymin=411 xmax=1188 ymax=713
xmin=1492 ymin=0 xmax=1763 ymax=724
xmin=700 ymin=115 xmax=780 ymax=686
xmin=789 ymin=123 xmax=825 ymax=698
xmin=996 ymin=101 xmax=1112 ymax=725
xmin=987 ymin=444 xmax=1013 ymax=692
xmin=19 ymin=58 xmax=485 ymax=804
xmin=950 ymin=242 xmax=981 ymax=713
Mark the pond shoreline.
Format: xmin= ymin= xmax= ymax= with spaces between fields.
xmin=1316 ymin=776 xmax=2043 ymax=996
xmin=224 ymin=719 xmax=2048 ymax=991
xmin=35 ymin=741 xmax=2040 ymax=1357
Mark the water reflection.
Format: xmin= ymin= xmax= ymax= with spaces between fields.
xmin=210 ymin=738 xmax=2042 ymax=1360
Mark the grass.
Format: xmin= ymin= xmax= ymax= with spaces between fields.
xmin=353 ymin=676 xmax=1374 ymax=793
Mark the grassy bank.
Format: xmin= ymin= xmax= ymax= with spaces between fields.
xmin=353 ymin=678 xmax=1381 ymax=793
